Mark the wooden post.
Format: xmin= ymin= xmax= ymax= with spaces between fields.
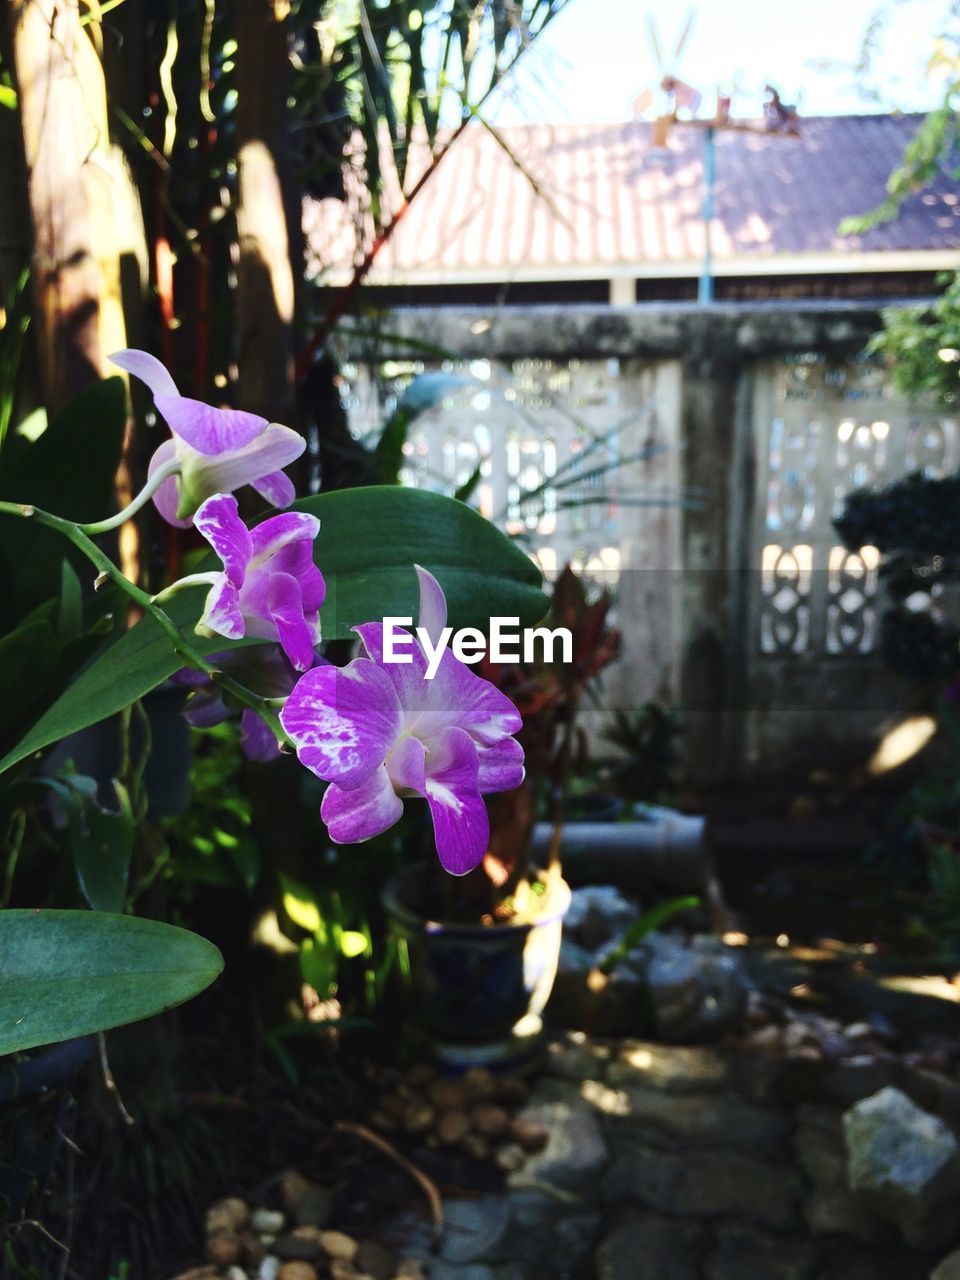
xmin=6 ymin=0 xmax=128 ymax=416
xmin=233 ymin=0 xmax=299 ymax=428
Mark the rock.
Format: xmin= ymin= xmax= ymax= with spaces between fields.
xmin=495 ymin=1075 xmax=530 ymax=1106
xmin=626 ymin=934 xmax=750 ymax=1042
xmin=258 ymin=1260 xmax=281 ymax=1280
xmin=506 ymin=1087 xmax=608 ymax=1191
xmin=252 ymin=1208 xmax=287 ymax=1235
xmin=746 ymin=1025 xmax=784 ymax=1053
xmin=277 ymin=1265 xmax=318 ymax=1280
xmin=461 ymin=1132 xmax=491 ymax=1160
xmin=438 ymin=1195 xmax=512 ymax=1264
xmin=438 ymin=1109 xmax=472 ymax=1145
xmin=274 ymin=1226 xmax=324 ymax=1261
xmin=226 ymin=1268 xmax=248 ymax=1280
xmin=354 ymin=1239 xmax=396 ymax=1280
xmin=604 ymin=1146 xmax=798 ymax=1228
xmin=544 ymin=1033 xmax=609 ymax=1082
xmin=843 ymin=1086 xmax=960 ymax=1248
xmin=563 ymin=886 xmax=638 ymax=951
xmin=396 ymin=1260 xmax=427 ymax=1280
xmin=471 ymin=1104 xmax=510 ymax=1139
xmin=495 ymin=1143 xmax=525 ymax=1172
xmin=822 ymin=1055 xmax=904 ymax=1105
xmin=205 ymin=1197 xmax=250 ymax=1235
xmin=319 ymin=1231 xmax=358 ymax=1262
xmin=404 ymin=1101 xmax=436 ymax=1134
xmin=704 ymin=1223 xmax=819 ymax=1280
xmin=793 ymin=1105 xmax=885 ymax=1243
xmin=509 ymin=1118 xmax=548 ymax=1152
xmin=279 ymin=1173 xmax=332 ymax=1229
xmin=171 ymin=1270 xmax=220 ymax=1280
xmin=240 ymin=1230 xmax=268 ymax=1268
xmin=429 ymin=1079 xmax=470 ymax=1111
xmin=462 ymin=1067 xmax=497 ymax=1099
xmin=505 ymin=1189 xmax=600 ymax=1274
xmin=597 ymin=1084 xmax=789 ymax=1153
xmin=608 ymin=1040 xmax=730 ymax=1093
xmin=595 ymin=1210 xmax=705 ymax=1280
xmin=932 ymin=1248 xmax=960 ymax=1280
xmin=205 ymin=1231 xmax=243 ymax=1266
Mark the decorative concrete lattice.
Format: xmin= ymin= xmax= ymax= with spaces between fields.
xmin=755 ymin=354 xmax=959 ymax=659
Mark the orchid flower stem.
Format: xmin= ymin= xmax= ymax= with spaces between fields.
xmin=78 ymin=458 xmax=182 ymax=536
xmin=151 ymin=573 xmax=219 ymax=604
xmin=0 ymin=501 xmax=289 ymax=744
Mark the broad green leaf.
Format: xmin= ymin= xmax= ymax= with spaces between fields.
xmin=0 ymin=488 xmax=545 ymax=774
xmin=69 ymin=780 xmax=134 ymax=914
xmin=296 ymin=486 xmax=545 ymax=638
xmin=0 ymin=910 xmax=223 ymax=1054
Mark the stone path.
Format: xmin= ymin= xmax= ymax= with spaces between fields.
xmin=415 ymin=1034 xmax=947 ymax=1280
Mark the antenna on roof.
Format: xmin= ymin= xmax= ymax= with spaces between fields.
xmin=632 ymin=12 xmax=802 ymax=303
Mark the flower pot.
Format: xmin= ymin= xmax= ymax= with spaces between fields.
xmin=382 ymin=868 xmax=571 ymax=1071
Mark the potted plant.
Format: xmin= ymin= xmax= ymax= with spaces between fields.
xmin=381 ymin=565 xmax=621 ymax=1069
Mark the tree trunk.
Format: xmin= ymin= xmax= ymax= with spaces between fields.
xmin=6 ymin=0 xmax=128 ymax=416
xmin=233 ymin=0 xmax=300 ymax=430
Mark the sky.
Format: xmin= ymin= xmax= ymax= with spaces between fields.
xmin=485 ymin=0 xmax=956 ymax=125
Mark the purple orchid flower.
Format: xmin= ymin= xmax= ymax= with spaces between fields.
xmin=108 ymin=349 xmax=305 ymax=527
xmin=280 ymin=567 xmax=525 ymax=875
xmin=192 ymin=493 xmax=325 ymax=673
xmin=171 ymin=648 xmax=304 ymax=762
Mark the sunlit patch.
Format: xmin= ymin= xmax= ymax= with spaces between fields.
xmin=868 ymin=715 xmax=937 ymax=775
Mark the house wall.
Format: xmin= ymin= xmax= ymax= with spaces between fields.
xmin=333 ymin=302 xmax=953 ymax=785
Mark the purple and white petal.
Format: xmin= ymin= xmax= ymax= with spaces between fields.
xmin=240 ymin=709 xmax=282 ymax=762
xmin=148 ymin=439 xmax=189 ymax=527
xmin=251 ymin=468 xmax=297 ymax=510
xmin=249 ymin=510 xmax=320 ymax=561
xmin=423 ymin=726 xmax=488 ymax=876
xmin=386 ymin=734 xmax=426 ymax=795
xmin=415 ymin=564 xmax=447 ymax=642
xmin=280 ymin=659 xmax=402 ymax=787
xmin=109 ymin=349 xmax=179 ymax=399
xmin=429 ymin=653 xmax=524 ymax=744
xmin=194 ymin=493 xmax=253 ymax=587
xmin=266 ymin=572 xmax=316 ymax=673
xmin=475 ymin=735 xmax=525 ymax=793
xmin=186 ymin=424 xmax=305 ymax=508
xmin=320 ymin=767 xmax=404 ymax=845
xmin=199 ymin=577 xmax=245 ymax=640
xmin=154 ymin=394 xmax=267 ymax=455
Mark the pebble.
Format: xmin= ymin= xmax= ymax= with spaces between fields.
xmin=396 ymin=1260 xmax=426 ymax=1280
xmin=172 ymin=1269 xmax=220 ymax=1280
xmin=404 ymin=1101 xmax=436 ymax=1134
xmin=355 ymin=1239 xmax=396 ymax=1280
xmin=438 ymin=1109 xmax=472 ymax=1145
xmin=280 ymin=1171 xmax=312 ymax=1218
xmin=509 ymin=1118 xmax=549 ymax=1152
xmin=258 ymin=1260 xmax=281 ymax=1280
xmin=278 ymin=1264 xmax=318 ymax=1280
xmin=471 ymin=1104 xmax=510 ymax=1139
xmin=461 ymin=1132 xmax=491 ymax=1160
xmin=205 ymin=1230 xmax=243 ymax=1266
xmin=462 ymin=1067 xmax=497 ymax=1099
xmin=319 ymin=1230 xmax=359 ymax=1262
xmin=746 ymin=1025 xmax=783 ymax=1052
xmin=252 ymin=1208 xmax=287 ymax=1235
xmin=205 ymin=1197 xmax=250 ymax=1235
xmin=226 ymin=1269 xmax=248 ymax=1280
xmin=497 ymin=1076 xmax=530 ymax=1106
xmin=275 ymin=1226 xmax=324 ymax=1261
xmin=495 ymin=1142 xmax=526 ymax=1172
xmin=429 ymin=1079 xmax=469 ymax=1110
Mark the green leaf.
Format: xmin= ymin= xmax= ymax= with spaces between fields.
xmin=0 ymin=910 xmax=223 ymax=1054
xmin=0 ymin=378 xmax=126 ymax=614
xmin=598 ymin=896 xmax=701 ymax=977
xmin=0 ymin=488 xmax=545 ymax=774
xmin=69 ymin=780 xmax=134 ymax=913
xmin=296 ymin=486 xmax=546 ymax=638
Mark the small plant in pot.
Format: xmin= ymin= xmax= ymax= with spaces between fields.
xmin=382 ymin=565 xmax=621 ymax=1070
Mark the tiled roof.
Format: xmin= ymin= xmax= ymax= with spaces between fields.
xmin=303 ymin=114 xmax=960 ymax=284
